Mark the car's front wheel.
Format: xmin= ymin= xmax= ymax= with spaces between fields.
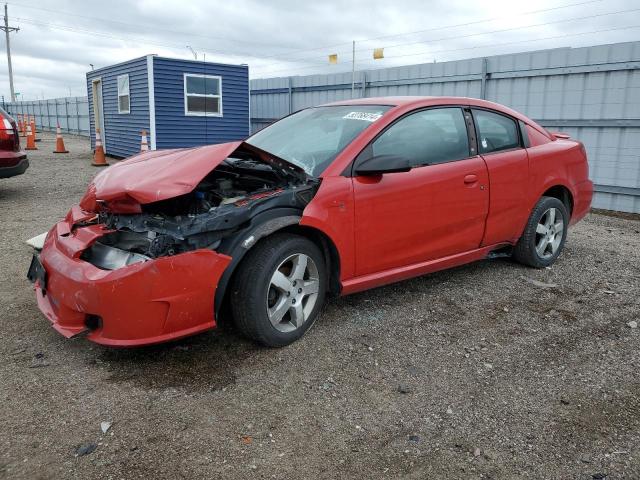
xmin=513 ymin=196 xmax=569 ymax=268
xmin=230 ymin=233 xmax=326 ymax=347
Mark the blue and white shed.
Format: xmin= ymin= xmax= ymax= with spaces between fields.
xmin=86 ymin=55 xmax=250 ymax=158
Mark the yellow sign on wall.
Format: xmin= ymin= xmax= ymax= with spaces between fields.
xmin=328 ymin=54 xmax=338 ymax=64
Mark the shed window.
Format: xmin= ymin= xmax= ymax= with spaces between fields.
xmin=117 ymin=74 xmax=130 ymax=114
xmin=184 ymin=74 xmax=222 ymax=116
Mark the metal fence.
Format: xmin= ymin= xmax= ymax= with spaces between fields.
xmin=4 ymin=96 xmax=89 ymax=136
xmin=3 ymin=41 xmax=639 ymax=213
xmin=250 ymin=41 xmax=640 ymax=214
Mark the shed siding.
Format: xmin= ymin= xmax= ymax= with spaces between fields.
xmin=86 ymin=57 xmax=150 ymax=158
xmin=153 ymin=57 xmax=249 ymax=149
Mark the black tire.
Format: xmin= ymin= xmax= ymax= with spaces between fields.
xmin=513 ymin=196 xmax=569 ymax=268
xmin=230 ymin=233 xmax=327 ymax=347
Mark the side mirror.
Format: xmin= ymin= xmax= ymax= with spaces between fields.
xmin=355 ymin=154 xmax=412 ymax=176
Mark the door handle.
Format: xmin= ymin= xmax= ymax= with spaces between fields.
xmin=464 ymin=174 xmax=478 ymax=184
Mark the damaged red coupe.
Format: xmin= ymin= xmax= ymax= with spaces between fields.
xmin=28 ymin=97 xmax=593 ymax=347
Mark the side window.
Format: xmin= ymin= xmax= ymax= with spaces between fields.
xmin=370 ymin=108 xmax=470 ymax=167
xmin=472 ymin=109 xmax=520 ymax=154
xmin=117 ymin=74 xmax=130 ymax=114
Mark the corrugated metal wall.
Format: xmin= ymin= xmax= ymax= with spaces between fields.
xmin=250 ymin=41 xmax=640 ymax=213
xmin=4 ymin=97 xmax=89 ymax=135
xmin=86 ymin=56 xmax=151 ymax=158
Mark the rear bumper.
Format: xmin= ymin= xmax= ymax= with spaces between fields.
xmin=0 ymin=156 xmax=28 ymax=178
xmin=34 ymin=223 xmax=232 ymax=347
xmin=570 ymin=179 xmax=593 ymax=225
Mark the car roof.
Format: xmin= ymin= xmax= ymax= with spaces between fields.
xmin=324 ymin=95 xmax=511 ymax=111
xmin=322 ymin=96 xmax=550 ymax=136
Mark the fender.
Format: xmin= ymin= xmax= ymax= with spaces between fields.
xmin=531 ymin=180 xmax=576 ymax=213
xmin=509 ymin=180 xmax=576 ymax=243
xmin=214 ymin=207 xmax=303 ymax=316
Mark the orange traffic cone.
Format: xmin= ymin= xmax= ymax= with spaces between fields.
xmin=30 ymin=118 xmax=39 ymax=142
xmin=17 ymin=115 xmax=23 ymax=135
xmin=92 ymin=128 xmax=108 ymax=167
xmin=25 ymin=124 xmax=38 ymax=150
xmin=19 ymin=115 xmax=26 ymax=137
xmin=53 ymin=124 xmax=69 ymax=154
xmin=140 ymin=129 xmax=149 ymax=151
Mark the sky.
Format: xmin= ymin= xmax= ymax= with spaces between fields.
xmin=1 ymin=0 xmax=639 ymax=100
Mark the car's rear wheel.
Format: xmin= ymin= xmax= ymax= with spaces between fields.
xmin=513 ymin=196 xmax=569 ymax=268
xmin=230 ymin=233 xmax=326 ymax=347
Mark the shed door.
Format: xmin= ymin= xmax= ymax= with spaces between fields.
xmin=91 ymin=78 xmax=106 ymax=150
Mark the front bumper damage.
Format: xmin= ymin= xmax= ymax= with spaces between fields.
xmin=27 ymin=141 xmax=316 ymax=347
xmin=31 ymin=217 xmax=231 ymax=347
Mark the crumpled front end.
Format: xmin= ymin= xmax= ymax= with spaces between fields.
xmin=29 ymin=142 xmax=317 ymax=347
xmin=34 ymin=213 xmax=231 ymax=346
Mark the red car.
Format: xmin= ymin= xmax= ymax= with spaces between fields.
xmin=0 ymin=107 xmax=28 ymax=178
xmin=28 ymin=97 xmax=592 ymax=347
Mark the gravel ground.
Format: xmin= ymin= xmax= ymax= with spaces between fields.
xmin=1 ymin=132 xmax=639 ymax=479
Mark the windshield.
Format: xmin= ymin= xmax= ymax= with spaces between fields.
xmin=246 ymin=105 xmax=391 ymax=176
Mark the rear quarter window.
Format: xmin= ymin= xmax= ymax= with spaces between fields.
xmin=473 ymin=109 xmax=520 ymax=154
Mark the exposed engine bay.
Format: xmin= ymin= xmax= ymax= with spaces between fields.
xmin=80 ymin=146 xmax=319 ymax=270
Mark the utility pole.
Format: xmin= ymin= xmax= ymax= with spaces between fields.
xmin=1 ymin=4 xmax=19 ymax=102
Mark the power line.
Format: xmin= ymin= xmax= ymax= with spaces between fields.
xmin=12 ymin=5 xmax=635 ymax=77
xmin=6 ymin=0 xmax=292 ymax=54
xmin=6 ymin=0 xmax=638 ymax=82
xmin=253 ymin=23 xmax=640 ymax=78
xmin=8 ymin=0 xmax=608 ymax=66
xmin=12 ymin=16 xmax=248 ymax=62
xmin=369 ymin=24 xmax=640 ymax=63
xmin=358 ymin=7 xmax=640 ymax=53
xmin=257 ymin=0 xmax=607 ymax=62
xmin=253 ymin=7 xmax=640 ymax=75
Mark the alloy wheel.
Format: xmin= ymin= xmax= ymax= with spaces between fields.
xmin=534 ymin=207 xmax=564 ymax=259
xmin=266 ymin=253 xmax=320 ymax=333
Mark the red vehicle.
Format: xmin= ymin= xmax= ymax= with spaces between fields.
xmin=28 ymin=97 xmax=592 ymax=347
xmin=0 ymin=107 xmax=28 ymax=178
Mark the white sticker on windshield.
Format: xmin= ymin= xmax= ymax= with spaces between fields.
xmin=343 ymin=111 xmax=383 ymax=122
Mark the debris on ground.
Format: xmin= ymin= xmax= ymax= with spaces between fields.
xmin=397 ymin=384 xmax=412 ymax=394
xmin=75 ymin=443 xmax=97 ymax=457
xmin=520 ymin=276 xmax=558 ymax=289
xmin=100 ymin=422 xmax=112 ymax=434
xmin=29 ymin=352 xmax=50 ymax=368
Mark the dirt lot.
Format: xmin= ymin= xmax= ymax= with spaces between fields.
xmin=1 ymin=132 xmax=639 ymax=479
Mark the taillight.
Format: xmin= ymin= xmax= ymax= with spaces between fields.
xmin=0 ymin=118 xmax=19 ymax=152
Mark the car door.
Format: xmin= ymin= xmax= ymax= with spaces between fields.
xmin=471 ymin=108 xmax=530 ymax=245
xmin=352 ymin=107 xmax=490 ymax=277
